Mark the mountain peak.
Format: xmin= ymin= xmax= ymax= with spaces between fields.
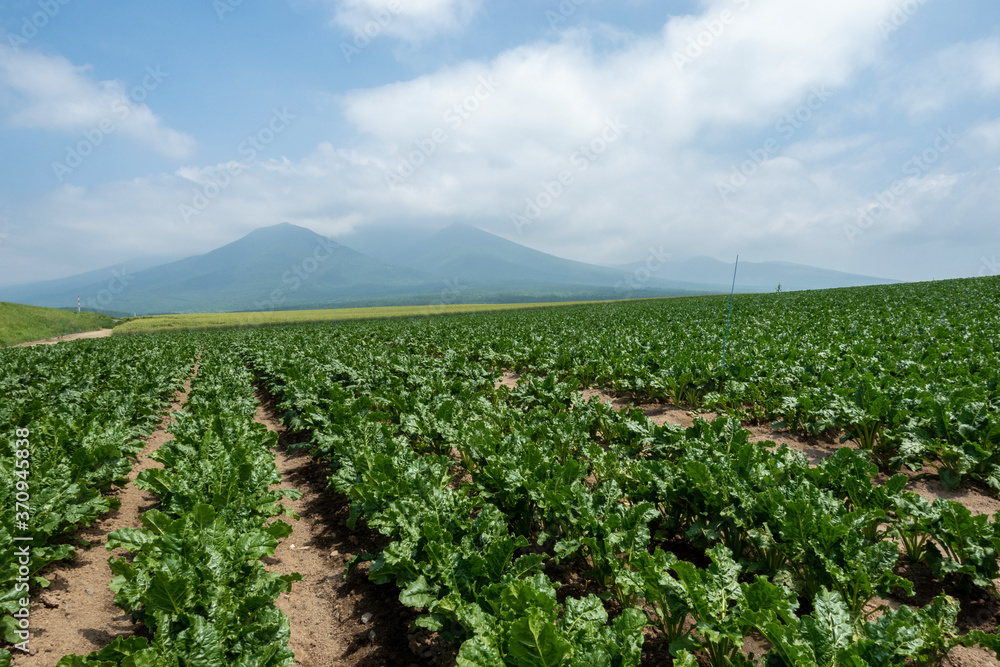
xmin=231 ymin=222 xmax=341 ymax=251
xmin=433 ymin=222 xmax=491 ymax=239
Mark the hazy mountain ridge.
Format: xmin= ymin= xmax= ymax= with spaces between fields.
xmin=612 ymin=256 xmax=899 ymax=293
xmin=0 ymin=223 xmax=898 ymax=315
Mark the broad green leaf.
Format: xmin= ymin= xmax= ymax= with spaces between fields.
xmin=146 ymin=572 xmax=193 ymax=616
xmin=508 ymin=610 xmax=572 ymax=667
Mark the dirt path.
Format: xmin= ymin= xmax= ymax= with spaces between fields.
xmin=13 ymin=328 xmax=114 ymax=348
xmin=253 ymin=390 xmax=448 ymax=667
xmin=12 ymin=362 xmax=198 ymax=666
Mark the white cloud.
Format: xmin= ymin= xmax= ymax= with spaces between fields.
xmin=329 ymin=0 xmax=904 ymax=251
xmin=897 ymin=36 xmax=1000 ymax=116
xmin=0 ymin=46 xmax=196 ymax=159
xmin=966 ymin=37 xmax=1000 ymax=94
xmin=969 ymin=117 xmax=1000 ymax=153
xmin=784 ymin=135 xmax=875 ymax=163
xmin=5 ymin=0 xmax=997 ymax=286
xmin=332 ymin=0 xmax=482 ymax=42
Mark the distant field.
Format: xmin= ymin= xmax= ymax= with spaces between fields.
xmin=0 ymin=302 xmax=114 ymax=347
xmin=112 ymin=300 xmax=627 ymax=334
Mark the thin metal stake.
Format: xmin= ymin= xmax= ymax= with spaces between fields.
xmin=721 ymin=255 xmax=739 ymax=366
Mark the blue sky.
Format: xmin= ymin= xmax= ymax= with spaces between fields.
xmin=0 ymin=0 xmax=998 ymax=287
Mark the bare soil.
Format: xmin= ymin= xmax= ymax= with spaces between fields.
xmin=11 ymin=364 xmax=197 ymax=665
xmin=13 ymin=329 xmax=114 ymax=348
xmin=253 ymin=389 xmax=452 ymax=667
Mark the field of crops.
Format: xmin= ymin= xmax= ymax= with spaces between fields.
xmin=111 ymin=299 xmax=624 ymax=336
xmin=3 ymin=276 xmax=1000 ymax=666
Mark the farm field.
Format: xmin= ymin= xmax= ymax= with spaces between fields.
xmin=2 ymin=276 xmax=1000 ymax=666
xmin=111 ymin=299 xmax=637 ymax=336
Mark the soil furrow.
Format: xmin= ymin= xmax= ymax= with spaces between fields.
xmin=12 ymin=361 xmax=198 ymax=666
xmin=253 ymin=389 xmax=442 ymax=667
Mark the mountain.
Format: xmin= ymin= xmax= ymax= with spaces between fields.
xmin=0 ymin=223 xmax=899 ymax=315
xmin=388 ymin=223 xmax=632 ymax=286
xmin=0 ymin=223 xmax=436 ymax=315
xmin=0 ymin=254 xmax=177 ymax=310
xmin=612 ymin=256 xmax=899 ymax=293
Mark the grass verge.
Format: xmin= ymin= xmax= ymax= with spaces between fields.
xmin=0 ymin=302 xmax=113 ymax=346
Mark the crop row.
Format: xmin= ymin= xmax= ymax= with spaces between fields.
xmin=390 ymin=278 xmax=1000 ymax=487
xmin=232 ymin=298 xmax=1000 ymax=666
xmin=56 ymin=343 xmax=300 ymax=667
xmin=3 ymin=276 xmax=998 ymax=664
xmin=0 ymin=336 xmax=198 ymax=663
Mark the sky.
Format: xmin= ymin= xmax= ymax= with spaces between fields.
xmin=0 ymin=0 xmax=998 ymax=287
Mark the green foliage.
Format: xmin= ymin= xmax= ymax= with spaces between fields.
xmin=0 ymin=336 xmax=197 ymax=650
xmin=49 ymin=345 xmax=299 ymax=666
xmin=7 ymin=276 xmax=1000 ymax=664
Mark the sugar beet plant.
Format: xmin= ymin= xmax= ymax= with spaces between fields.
xmin=230 ymin=277 xmax=1000 ymax=666
xmin=4 ymin=276 xmax=999 ymax=665
xmin=54 ymin=344 xmax=301 ymax=667
xmin=0 ymin=336 xmax=198 ymax=663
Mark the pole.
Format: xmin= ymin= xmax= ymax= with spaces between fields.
xmin=721 ymin=256 xmax=739 ymax=366
xmin=77 ymin=295 xmax=80 ymax=313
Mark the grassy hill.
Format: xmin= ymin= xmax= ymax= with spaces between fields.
xmin=0 ymin=302 xmax=113 ymax=347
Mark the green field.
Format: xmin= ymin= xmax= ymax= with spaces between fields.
xmin=111 ymin=299 xmax=632 ymax=334
xmin=0 ymin=302 xmax=113 ymax=347
xmin=4 ymin=277 xmax=1000 ymax=665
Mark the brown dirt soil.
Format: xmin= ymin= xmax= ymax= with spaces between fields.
xmin=13 ymin=329 xmax=114 ymax=348
xmin=494 ymin=371 xmax=522 ymax=390
xmin=11 ymin=363 xmax=198 ymax=666
xmin=907 ymin=477 xmax=1000 ymax=518
xmin=253 ymin=390 xmax=454 ymax=667
xmin=948 ymin=646 xmax=1000 ymax=666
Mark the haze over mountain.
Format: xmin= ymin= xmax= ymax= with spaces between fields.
xmin=0 ymin=223 xmax=897 ymax=315
xmin=612 ymin=257 xmax=900 ymax=293
xmin=388 ymin=224 xmax=648 ymax=287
